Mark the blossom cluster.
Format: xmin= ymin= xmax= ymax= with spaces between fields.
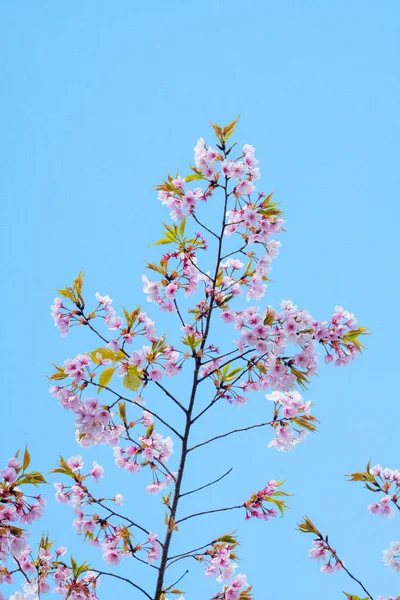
xmin=49 ymin=387 xmax=122 ymax=448
xmin=154 ymin=136 xmax=285 ymax=314
xmin=1 ymin=541 xmax=99 ymax=600
xmin=349 ymin=462 xmax=400 ymax=518
xmin=113 ymin=420 xmax=174 ymax=494
xmin=49 ymin=344 xmax=175 ymax=491
xmin=266 ymin=390 xmax=316 ymax=451
xmin=298 ymin=518 xmax=344 ymax=576
xmin=52 ymin=276 xmax=157 ymax=343
xmin=367 ymin=465 xmax=400 ymax=519
xmin=0 ymin=451 xmax=46 ymax=570
xmin=244 ymin=479 xmax=289 ymax=520
xmin=53 ymin=456 xmax=161 ymax=567
xmin=222 ymin=302 xmax=363 ymax=389
xmin=382 ymin=542 xmax=400 ymax=574
xmin=0 ymin=452 xmax=99 ymax=600
xmin=143 ymin=228 xmax=208 ymax=313
xmin=211 ymin=573 xmax=252 ymax=600
xmin=204 ymin=541 xmax=238 ymax=583
xmin=308 ymin=539 xmax=343 ymax=574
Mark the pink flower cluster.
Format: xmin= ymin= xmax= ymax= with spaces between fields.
xmin=143 ymin=237 xmax=207 ymax=312
xmin=158 ymin=181 xmax=207 ymax=223
xmin=51 ymin=297 xmax=71 ymax=337
xmin=383 ymin=542 xmax=400 ymax=573
xmin=224 ymin=215 xmax=283 ymax=304
xmin=244 ymin=480 xmax=280 ymax=520
xmin=113 ymin=420 xmax=174 ymax=494
xmin=53 ymin=568 xmax=98 ymax=600
xmin=0 ymin=457 xmax=45 ymax=568
xmin=119 ymin=344 xmax=181 ymax=381
xmin=221 ymin=574 xmax=250 ymax=600
xmin=222 ymin=301 xmax=361 ymax=386
xmin=8 ymin=548 xmax=99 ymax=600
xmin=0 ymin=453 xmax=99 ymax=600
xmin=266 ymin=391 xmax=313 ymax=451
xmin=49 ymin=388 xmax=122 ymax=448
xmin=51 ymin=285 xmax=159 ymax=344
xmin=368 ymin=465 xmax=400 ymax=519
xmin=205 ymin=543 xmax=238 ymax=583
xmin=308 ymin=539 xmax=343 ymax=574
xmin=54 ymin=456 xmax=161 ymax=568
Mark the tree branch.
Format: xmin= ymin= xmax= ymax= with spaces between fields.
xmin=192 ymin=212 xmax=219 ymax=240
xmin=154 ymin=381 xmax=187 ymax=414
xmin=188 ymin=421 xmax=274 ymax=452
xmin=85 ymin=380 xmax=183 ymax=439
xmin=176 ymin=504 xmax=244 ymax=525
xmin=179 ymin=467 xmax=233 ymax=497
xmin=92 ymin=570 xmax=152 ymax=599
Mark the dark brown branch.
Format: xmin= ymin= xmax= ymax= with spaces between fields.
xmin=94 ymin=497 xmax=151 ymax=537
xmin=92 ymin=570 xmax=152 ymax=599
xmin=85 ymin=380 xmax=183 ymax=439
xmin=180 ymin=467 xmax=233 ymax=497
xmin=220 ymin=244 xmax=248 ymax=261
xmin=79 ymin=312 xmax=110 ymax=344
xmin=154 ymin=381 xmax=187 ymax=413
xmin=13 ymin=556 xmax=31 ymax=583
xmin=165 ymin=569 xmax=189 ymax=591
xmin=176 ymin=504 xmax=244 ymax=525
xmin=153 ymin=148 xmax=231 ymax=600
xmin=324 ymin=540 xmax=373 ymax=600
xmin=167 ymin=540 xmax=216 ymax=562
xmin=173 ymin=299 xmax=186 ymax=328
xmin=192 ymin=212 xmax=219 ymax=240
xmin=188 ymin=421 xmax=274 ymax=452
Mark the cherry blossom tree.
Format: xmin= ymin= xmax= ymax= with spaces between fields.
xmin=1 ymin=120 xmax=375 ymax=600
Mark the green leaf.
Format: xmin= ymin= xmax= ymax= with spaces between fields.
xmin=90 ymin=348 xmax=125 ymax=364
xmin=223 ymin=116 xmax=240 ymax=142
xmin=23 ymin=447 xmax=31 ymax=471
xmin=217 ymin=534 xmax=238 ymax=545
xmin=57 ymin=287 xmax=76 ymax=303
xmin=118 ymin=402 xmax=126 ymax=421
xmin=49 ymin=366 xmax=68 ymax=381
xmin=71 ymin=555 xmax=78 ymax=578
xmin=342 ymin=327 xmax=371 ymax=351
xmin=18 ymin=472 xmax=47 ymax=487
xmin=179 ymin=217 xmax=186 ymax=237
xmin=98 ymin=367 xmax=116 ymax=391
xmin=297 ymin=516 xmax=320 ymax=536
xmin=123 ymin=369 xmax=141 ymax=392
xmin=185 ymin=172 xmax=206 ymax=182
xmin=343 ymin=593 xmax=368 ymax=600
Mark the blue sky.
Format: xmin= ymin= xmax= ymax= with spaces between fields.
xmin=1 ymin=2 xmax=399 ymax=599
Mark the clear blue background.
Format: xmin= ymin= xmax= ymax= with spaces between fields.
xmin=1 ymin=2 xmax=399 ymax=599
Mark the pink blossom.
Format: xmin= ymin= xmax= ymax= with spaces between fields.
xmin=113 ymin=494 xmax=124 ymax=506
xmin=67 ymin=456 xmax=84 ymax=472
xmin=90 ymin=461 xmax=104 ymax=483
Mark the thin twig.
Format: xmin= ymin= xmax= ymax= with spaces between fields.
xmin=173 ymin=299 xmax=186 ymax=328
xmin=85 ymin=380 xmax=183 ymax=439
xmin=165 ymin=568 xmax=189 ymax=590
xmin=180 ymin=467 xmax=233 ymax=497
xmin=92 ymin=570 xmax=152 ymax=599
xmin=192 ymin=213 xmax=219 ymax=239
xmin=188 ymin=421 xmax=274 ymax=452
xmin=176 ymin=504 xmax=244 ymax=525
xmin=167 ymin=540 xmax=216 ymax=561
xmin=154 ymin=381 xmax=187 ymax=413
